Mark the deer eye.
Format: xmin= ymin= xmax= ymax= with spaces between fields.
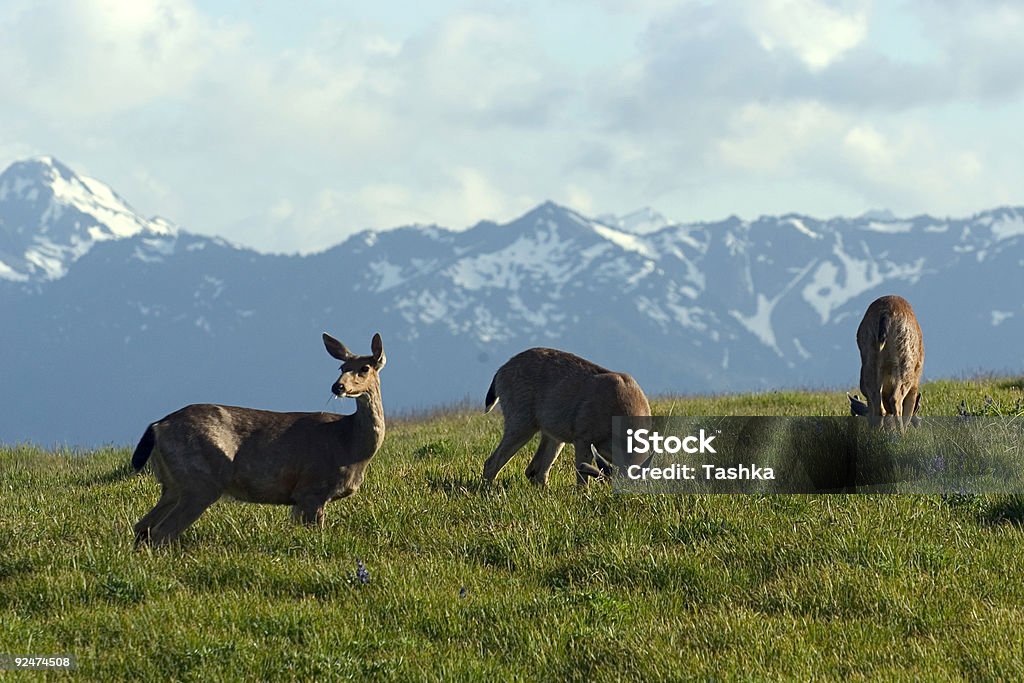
xmin=360 ymin=365 xmax=371 ymax=374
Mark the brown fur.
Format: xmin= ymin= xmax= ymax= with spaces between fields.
xmin=850 ymin=296 xmax=924 ymax=428
xmin=482 ymin=347 xmax=651 ymax=485
xmin=132 ymin=333 xmax=386 ymax=547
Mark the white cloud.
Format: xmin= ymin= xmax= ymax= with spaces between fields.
xmin=842 ymin=124 xmax=894 ymax=166
xmin=562 ymin=185 xmax=596 ymax=216
xmin=1 ymin=0 xmax=1023 ymax=253
xmin=716 ymin=101 xmax=845 ymax=171
xmin=747 ymin=0 xmax=869 ymax=70
xmin=714 ymin=99 xmax=996 ymax=217
xmin=250 ymin=168 xmax=537 ymax=253
xmin=0 ymin=0 xmax=244 ymax=116
xmin=268 ymin=198 xmax=294 ymax=222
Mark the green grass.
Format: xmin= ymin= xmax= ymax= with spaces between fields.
xmin=2 ymin=377 xmax=1024 ymax=681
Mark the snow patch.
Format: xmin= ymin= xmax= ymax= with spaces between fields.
xmin=660 ymin=225 xmax=706 ymax=253
xmin=862 ymin=221 xmax=913 ymax=234
xmin=593 ymin=223 xmax=656 ymax=258
xmin=788 ymin=218 xmax=821 ymax=239
xmin=801 ymin=234 xmax=926 ymax=323
xmin=636 ymin=297 xmax=671 ymax=327
xmin=0 ymin=259 xmax=29 ymax=281
xmin=200 ymin=275 xmax=224 ymax=300
xmin=23 ymin=239 xmax=70 ymax=279
xmin=732 ymin=260 xmax=817 ymax=354
xmin=445 ymin=228 xmax=577 ymax=291
xmin=412 ymin=225 xmax=444 ymax=240
xmin=0 ymin=177 xmax=27 ymax=201
xmin=508 ymin=294 xmax=558 ymax=329
xmin=731 ymin=294 xmax=781 ymax=355
xmin=470 ymin=306 xmax=510 ymax=343
xmin=626 ymin=260 xmax=656 ymax=286
xmin=666 ymin=303 xmax=708 ymax=332
xmin=133 ymin=238 xmax=176 ymax=263
xmin=369 ymin=260 xmax=405 ymax=292
xmin=793 ymin=337 xmax=812 ymax=359
xmin=723 ymin=230 xmax=747 ymax=256
xmin=414 ymin=291 xmax=448 ymax=324
xmin=990 ymin=214 xmax=1024 ymax=240
xmin=143 ymin=237 xmax=175 ymax=255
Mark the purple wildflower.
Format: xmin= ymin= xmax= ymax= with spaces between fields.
xmin=356 ymin=558 xmax=370 ymax=585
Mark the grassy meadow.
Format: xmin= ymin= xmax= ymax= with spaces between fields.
xmin=2 ymin=377 xmax=1024 ymax=680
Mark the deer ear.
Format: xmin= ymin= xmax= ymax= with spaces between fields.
xmin=371 ymin=333 xmax=386 ymax=369
xmin=323 ymin=333 xmax=354 ymax=361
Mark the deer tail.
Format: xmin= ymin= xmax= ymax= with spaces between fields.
xmin=484 ymin=375 xmax=499 ymax=413
xmin=131 ymin=424 xmax=156 ymax=472
xmin=877 ymin=310 xmax=890 ymax=349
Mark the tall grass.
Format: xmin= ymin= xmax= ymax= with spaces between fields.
xmin=1 ymin=378 xmax=1023 ymax=680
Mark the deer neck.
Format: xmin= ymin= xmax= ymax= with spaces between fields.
xmin=350 ymin=383 xmax=385 ymax=458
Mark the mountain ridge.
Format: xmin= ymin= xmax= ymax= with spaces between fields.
xmin=1 ymin=157 xmax=1021 ymax=446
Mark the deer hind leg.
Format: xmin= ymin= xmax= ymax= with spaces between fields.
xmin=891 ymin=383 xmax=918 ymax=431
xmin=882 ymin=383 xmax=905 ymax=429
xmin=483 ymin=421 xmax=537 ymax=482
xmin=902 ymin=386 xmax=921 ymax=428
xmin=134 ymin=488 xmax=179 ymax=547
xmin=146 ymin=487 xmax=222 ymax=547
xmin=135 ymin=451 xmax=180 ymax=546
xmin=525 ymin=434 xmax=564 ymax=486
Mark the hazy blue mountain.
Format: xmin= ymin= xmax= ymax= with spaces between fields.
xmin=1 ymin=158 xmax=1022 ymax=446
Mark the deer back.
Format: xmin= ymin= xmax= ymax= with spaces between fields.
xmin=493 ymin=348 xmax=649 ymax=442
xmin=857 ymin=295 xmax=924 ymax=387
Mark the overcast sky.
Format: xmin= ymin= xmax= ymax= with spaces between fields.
xmin=2 ymin=0 xmax=1022 ymax=253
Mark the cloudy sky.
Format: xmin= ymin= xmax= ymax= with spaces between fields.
xmin=2 ymin=0 xmax=1022 ymax=253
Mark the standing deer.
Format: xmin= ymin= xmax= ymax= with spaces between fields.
xmin=482 ymin=347 xmax=651 ymax=486
xmin=131 ymin=332 xmax=386 ymax=547
xmin=848 ymin=295 xmax=923 ymax=428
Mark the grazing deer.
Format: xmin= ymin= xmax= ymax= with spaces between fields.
xmin=131 ymin=333 xmax=386 ymax=547
xmin=482 ymin=347 xmax=651 ymax=485
xmin=848 ymin=295 xmax=923 ymax=428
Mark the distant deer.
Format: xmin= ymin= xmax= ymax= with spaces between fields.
xmin=848 ymin=295 xmax=923 ymax=428
xmin=482 ymin=348 xmax=651 ymax=485
xmin=131 ymin=333 xmax=386 ymax=547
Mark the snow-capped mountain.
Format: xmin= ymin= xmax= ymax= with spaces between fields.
xmin=0 ymin=157 xmax=175 ymax=281
xmin=1 ymin=158 xmax=1022 ymax=446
